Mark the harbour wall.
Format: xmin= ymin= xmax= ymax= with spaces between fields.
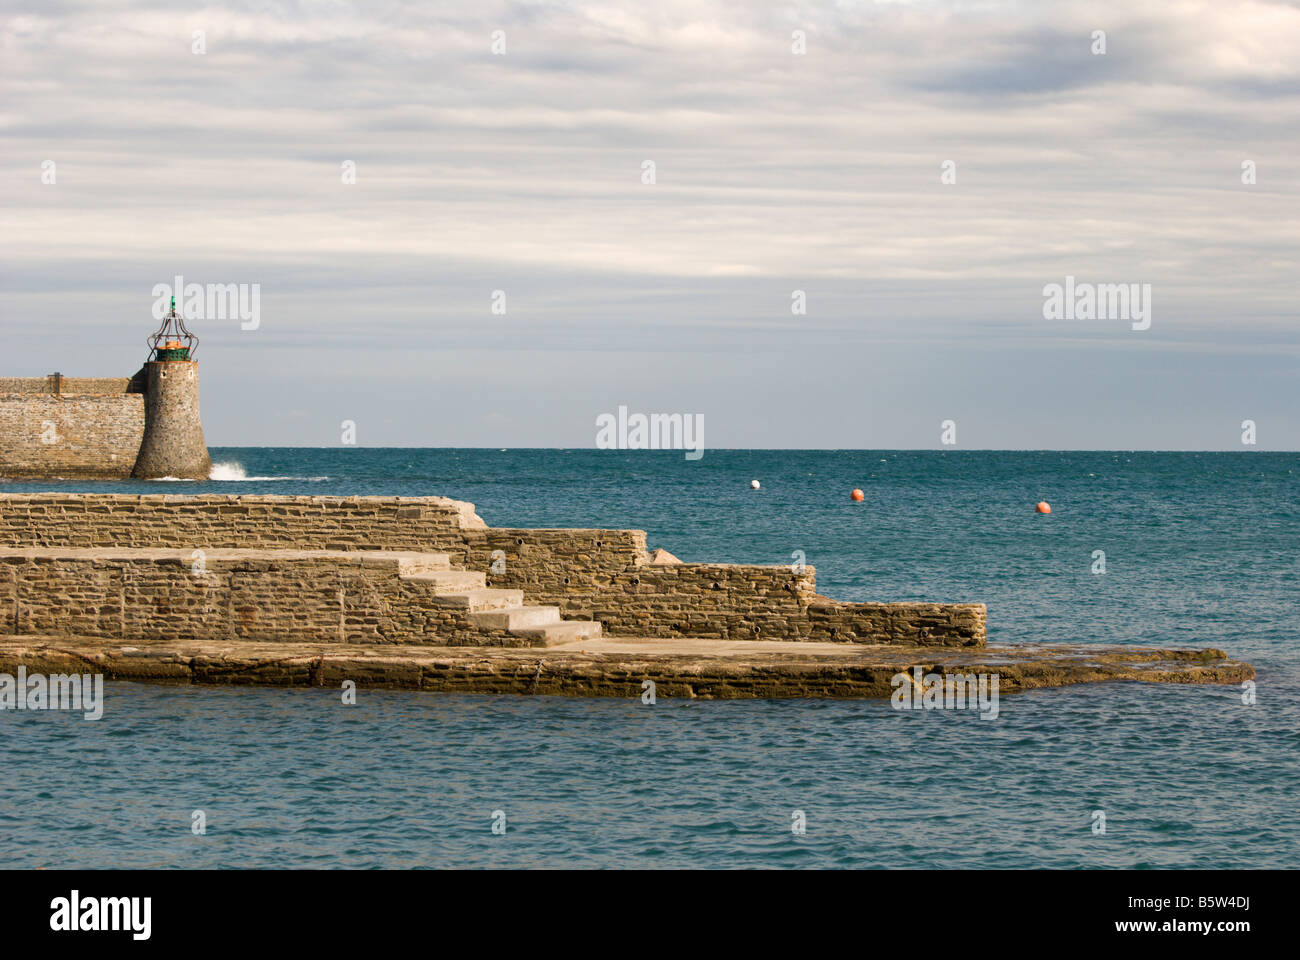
xmin=0 ymin=548 xmax=518 ymax=647
xmin=0 ymin=494 xmax=987 ymax=646
xmin=0 ymin=378 xmax=144 ymax=479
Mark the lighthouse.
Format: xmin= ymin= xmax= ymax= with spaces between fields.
xmin=131 ymin=297 xmax=212 ymax=480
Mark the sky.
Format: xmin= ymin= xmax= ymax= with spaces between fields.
xmin=1 ymin=0 xmax=1297 ymax=449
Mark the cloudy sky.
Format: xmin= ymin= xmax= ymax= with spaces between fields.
xmin=2 ymin=0 xmax=1297 ymax=448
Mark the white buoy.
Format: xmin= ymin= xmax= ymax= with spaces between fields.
xmin=750 ymin=479 xmax=760 ymax=490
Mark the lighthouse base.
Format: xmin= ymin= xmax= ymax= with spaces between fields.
xmin=131 ymin=360 xmax=212 ymax=480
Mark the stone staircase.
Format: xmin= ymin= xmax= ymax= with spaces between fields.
xmin=397 ymin=555 xmax=602 ymax=646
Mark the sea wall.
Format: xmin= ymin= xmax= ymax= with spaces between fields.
xmin=463 ymin=528 xmax=985 ymax=645
xmin=0 ymin=494 xmax=482 ymax=551
xmin=0 ymin=377 xmax=137 ymax=395
xmin=0 ymin=379 xmax=144 ymax=479
xmin=0 ymin=494 xmax=986 ymax=646
xmin=0 ymin=548 xmax=521 ymax=647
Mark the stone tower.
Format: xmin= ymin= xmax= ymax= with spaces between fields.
xmin=131 ymin=297 xmax=212 ymax=480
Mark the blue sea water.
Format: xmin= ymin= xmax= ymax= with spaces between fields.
xmin=1 ymin=449 xmax=1296 ymax=868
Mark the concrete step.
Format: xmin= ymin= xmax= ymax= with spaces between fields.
xmin=469 ymin=605 xmax=562 ymax=631
xmin=403 ymin=569 xmax=486 ymax=592
xmin=396 ymin=554 xmax=452 ymax=576
xmin=514 ymin=620 xmax=603 ymax=646
xmin=434 ymin=588 xmax=523 ymax=612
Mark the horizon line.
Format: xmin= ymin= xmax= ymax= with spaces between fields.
xmin=202 ymin=446 xmax=1299 ymax=454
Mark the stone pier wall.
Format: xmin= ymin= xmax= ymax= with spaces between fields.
xmin=0 ymin=371 xmax=213 ymax=481
xmin=0 ymin=494 xmax=482 ymax=552
xmin=0 ymin=380 xmax=144 ymax=479
xmin=0 ymin=494 xmax=986 ymax=646
xmin=463 ymin=528 xmax=983 ymax=644
xmin=0 ymin=549 xmax=520 ymax=647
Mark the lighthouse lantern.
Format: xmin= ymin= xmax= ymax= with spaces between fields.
xmin=147 ymin=296 xmax=199 ymax=362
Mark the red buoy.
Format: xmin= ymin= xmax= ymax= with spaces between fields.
xmin=851 ymin=489 xmax=865 ymax=501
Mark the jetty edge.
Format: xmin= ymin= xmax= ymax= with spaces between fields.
xmin=0 ymin=493 xmax=1251 ymax=700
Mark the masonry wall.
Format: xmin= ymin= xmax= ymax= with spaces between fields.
xmin=465 ymin=528 xmax=984 ymax=645
xmin=131 ymin=361 xmax=212 ymax=480
xmin=0 ymin=494 xmax=482 ymax=551
xmin=0 ymin=377 xmax=136 ymax=395
xmin=0 ymin=494 xmax=986 ymax=646
xmin=0 ymin=550 xmax=523 ymax=647
xmin=0 ymin=391 xmax=144 ymax=479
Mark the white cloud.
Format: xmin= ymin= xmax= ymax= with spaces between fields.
xmin=0 ymin=0 xmax=1297 ymax=447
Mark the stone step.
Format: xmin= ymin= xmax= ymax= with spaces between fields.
xmin=434 ymin=588 xmax=523 ymax=612
xmin=403 ymin=569 xmax=486 ymax=592
xmin=469 ymin=605 xmax=562 ymax=631
xmin=396 ymin=554 xmax=452 ymax=576
xmin=514 ymin=620 xmax=603 ymax=646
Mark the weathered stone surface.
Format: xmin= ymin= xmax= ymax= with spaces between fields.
xmin=0 ymin=494 xmax=988 ymax=646
xmin=0 ymin=547 xmax=526 ymax=647
xmin=0 ymin=494 xmax=479 ymax=552
xmin=0 ymin=635 xmax=1254 ymax=700
xmin=130 ymin=361 xmax=211 ymax=480
xmin=0 ymin=388 xmax=144 ymax=479
xmin=0 ymin=497 xmax=1254 ymax=699
xmin=1 ymin=366 xmax=212 ymax=481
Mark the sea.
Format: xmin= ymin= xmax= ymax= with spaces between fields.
xmin=1 ymin=449 xmax=1295 ymax=868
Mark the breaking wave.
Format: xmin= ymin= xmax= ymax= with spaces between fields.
xmin=208 ymin=462 xmax=328 ymax=482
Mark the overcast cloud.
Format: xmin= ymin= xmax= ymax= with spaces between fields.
xmin=2 ymin=0 xmax=1297 ymax=448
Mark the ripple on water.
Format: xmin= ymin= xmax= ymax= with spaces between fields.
xmin=3 ymin=450 xmax=1297 ymax=867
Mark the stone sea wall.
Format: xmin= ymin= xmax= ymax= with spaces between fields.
xmin=0 ymin=549 xmax=521 ymax=647
xmin=465 ymin=528 xmax=985 ymax=644
xmin=0 ymin=494 xmax=482 ymax=551
xmin=0 ymin=494 xmax=986 ymax=646
xmin=0 ymin=382 xmax=144 ymax=479
xmin=0 ymin=636 xmax=1252 ymax=700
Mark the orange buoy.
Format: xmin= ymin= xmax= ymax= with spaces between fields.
xmin=851 ymin=489 xmax=865 ymax=501
xmin=1036 ymin=501 xmax=1051 ymax=514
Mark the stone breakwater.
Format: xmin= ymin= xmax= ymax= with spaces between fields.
xmin=0 ymin=494 xmax=985 ymax=646
xmin=0 ymin=637 xmax=1253 ymax=700
xmin=0 ymin=365 xmax=210 ymax=481
xmin=0 ymin=378 xmax=144 ymax=479
xmin=0 ymin=493 xmax=1252 ymax=699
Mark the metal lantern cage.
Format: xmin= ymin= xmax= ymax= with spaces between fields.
xmin=147 ymin=296 xmax=199 ymax=361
